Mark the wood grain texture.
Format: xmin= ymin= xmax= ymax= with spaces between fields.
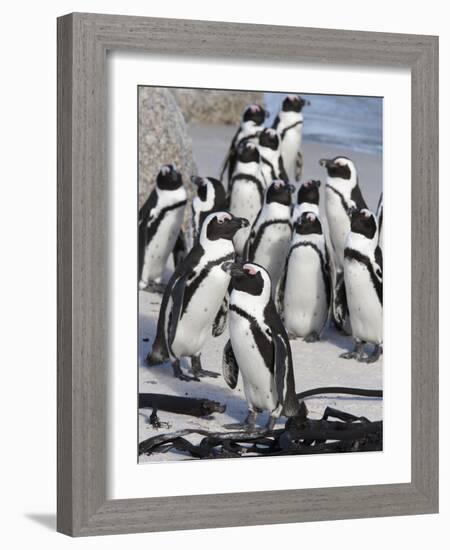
xmin=57 ymin=12 xmax=439 ymax=537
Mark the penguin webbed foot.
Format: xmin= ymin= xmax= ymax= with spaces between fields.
xmin=141 ymin=281 xmax=166 ymax=294
xmin=146 ymin=349 xmax=169 ymax=367
xmin=172 ymin=360 xmax=200 ymax=382
xmin=359 ymin=344 xmax=383 ymax=364
xmin=224 ymin=410 xmax=258 ymax=432
xmin=190 ymin=356 xmax=221 ymax=379
xmin=340 ymin=341 xmax=367 ymax=361
xmin=304 ymin=331 xmax=320 ymax=343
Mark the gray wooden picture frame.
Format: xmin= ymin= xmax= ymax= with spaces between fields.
xmin=57 ymin=12 xmax=439 ymax=537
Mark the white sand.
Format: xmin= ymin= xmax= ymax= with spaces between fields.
xmin=139 ymin=123 xmax=383 ymax=463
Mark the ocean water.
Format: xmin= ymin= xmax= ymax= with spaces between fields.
xmin=265 ymin=92 xmax=382 ymax=155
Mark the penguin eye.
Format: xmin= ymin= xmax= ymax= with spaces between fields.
xmin=217 ymin=218 xmax=224 ymax=225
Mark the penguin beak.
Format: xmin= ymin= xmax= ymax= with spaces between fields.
xmin=347 ymin=201 xmax=358 ymax=217
xmin=191 ymin=176 xmax=205 ymax=186
xmin=319 ymin=158 xmax=333 ymax=168
xmin=221 ymin=261 xmax=245 ymax=277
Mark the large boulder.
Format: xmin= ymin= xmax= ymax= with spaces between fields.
xmin=139 ymin=87 xmax=197 ymax=209
xmin=172 ymin=89 xmax=265 ymax=125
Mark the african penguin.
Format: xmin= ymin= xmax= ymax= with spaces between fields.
xmin=292 ymin=179 xmax=321 ymax=224
xmin=146 ymin=212 xmax=249 ymax=381
xmin=341 ymin=208 xmax=383 ymax=363
xmin=258 ymin=128 xmax=288 ymax=186
xmin=319 ymin=156 xmax=367 ymax=269
xmin=221 ymin=261 xmax=301 ymax=431
xmin=376 ymin=192 xmax=383 ymax=251
xmin=319 ymin=156 xmax=368 ymax=329
xmin=190 ymin=176 xmax=227 ymax=245
xmin=221 ymin=103 xmax=268 ymax=187
xmin=139 ymin=164 xmax=187 ymax=291
xmin=246 ymin=180 xmax=294 ymax=294
xmin=272 ymin=94 xmax=310 ymax=182
xmin=229 ymin=141 xmax=266 ymax=257
xmin=279 ymin=212 xmax=331 ymax=342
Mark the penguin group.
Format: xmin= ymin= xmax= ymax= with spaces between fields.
xmin=139 ymin=95 xmax=383 ymax=431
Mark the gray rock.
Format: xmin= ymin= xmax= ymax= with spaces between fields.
xmin=139 ymin=87 xmax=197 ymax=210
xmin=172 ymin=89 xmax=265 ymax=125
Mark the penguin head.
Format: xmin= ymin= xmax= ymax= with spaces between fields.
xmin=350 ymin=208 xmax=377 ymax=240
xmin=282 ymin=94 xmax=310 ymax=113
xmin=191 ymin=176 xmax=227 ymax=207
xmin=297 ymin=180 xmax=321 ymax=206
xmin=221 ymin=261 xmax=270 ymax=298
xmin=237 ymin=141 xmax=260 ymax=164
xmin=266 ymin=180 xmax=295 ymax=207
xmin=319 ymin=156 xmax=355 ymax=180
xmin=259 ymin=128 xmax=280 ymax=150
xmin=202 ymin=212 xmax=250 ymax=242
xmin=295 ymin=211 xmax=323 ymax=235
xmin=242 ymin=104 xmax=268 ymax=126
xmin=156 ymin=164 xmax=183 ymax=190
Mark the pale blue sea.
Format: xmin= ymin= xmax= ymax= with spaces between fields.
xmin=265 ymin=92 xmax=382 ymax=155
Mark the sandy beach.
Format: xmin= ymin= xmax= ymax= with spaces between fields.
xmin=138 ymin=121 xmax=383 ymax=463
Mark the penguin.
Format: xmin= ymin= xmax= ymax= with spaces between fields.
xmin=246 ymin=180 xmax=293 ymax=294
xmin=376 ymin=192 xmax=383 ymax=251
xmin=292 ymin=179 xmax=321 ymax=224
xmin=258 ymin=128 xmax=289 ymax=186
xmin=190 ymin=176 xmax=227 ymax=245
xmin=319 ymin=156 xmax=368 ymax=329
xmin=139 ymin=164 xmax=187 ymax=291
xmin=228 ymin=141 xmax=266 ymax=257
xmin=279 ymin=211 xmax=331 ymax=342
xmin=221 ymin=261 xmax=301 ymax=431
xmin=146 ymin=212 xmax=249 ymax=381
xmin=341 ymin=208 xmax=383 ymax=363
xmin=319 ymin=156 xmax=367 ymax=269
xmin=272 ymin=94 xmax=310 ymax=183
xmin=221 ymin=103 xmax=268 ymax=186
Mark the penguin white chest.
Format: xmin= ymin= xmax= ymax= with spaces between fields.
xmin=281 ymin=131 xmax=301 ymax=180
xmin=141 ymin=206 xmax=184 ymax=282
xmin=230 ymin=183 xmax=262 ymax=255
xmin=284 ymin=246 xmax=328 ymax=336
xmin=171 ymin=266 xmax=230 ymax=357
xmin=344 ymin=260 xmax=382 ymax=344
xmin=252 ymin=223 xmax=291 ymax=288
xmin=229 ymin=311 xmax=278 ymax=412
xmin=325 ymin=190 xmax=350 ymax=268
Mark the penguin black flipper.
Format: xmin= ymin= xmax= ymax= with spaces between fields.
xmin=375 ymin=245 xmax=383 ymax=274
xmin=138 ymin=217 xmax=147 ymax=279
xmin=138 ymin=189 xmax=157 ymax=276
xmin=265 ymin=301 xmax=299 ymax=417
xmin=276 ymin=259 xmax=288 ymax=316
xmin=139 ymin=189 xmax=157 ymax=227
xmin=172 ymin=230 xmax=187 ymax=268
xmin=324 ymin=244 xmax=332 ymax=309
xmin=271 ymin=114 xmax=280 ymax=130
xmin=221 ymin=127 xmax=240 ymax=183
xmin=350 ymin=180 xmax=368 ymax=210
xmin=167 ymin=272 xmax=190 ymax=350
xmin=278 ymin=156 xmax=289 ymax=183
xmin=212 ymin=295 xmax=228 ymax=337
xmin=222 ymin=339 xmax=239 ymax=389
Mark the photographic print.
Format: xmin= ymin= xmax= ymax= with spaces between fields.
xmin=138 ymin=87 xmax=383 ymax=462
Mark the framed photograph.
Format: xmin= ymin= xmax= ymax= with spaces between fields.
xmin=57 ymin=13 xmax=438 ymax=536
